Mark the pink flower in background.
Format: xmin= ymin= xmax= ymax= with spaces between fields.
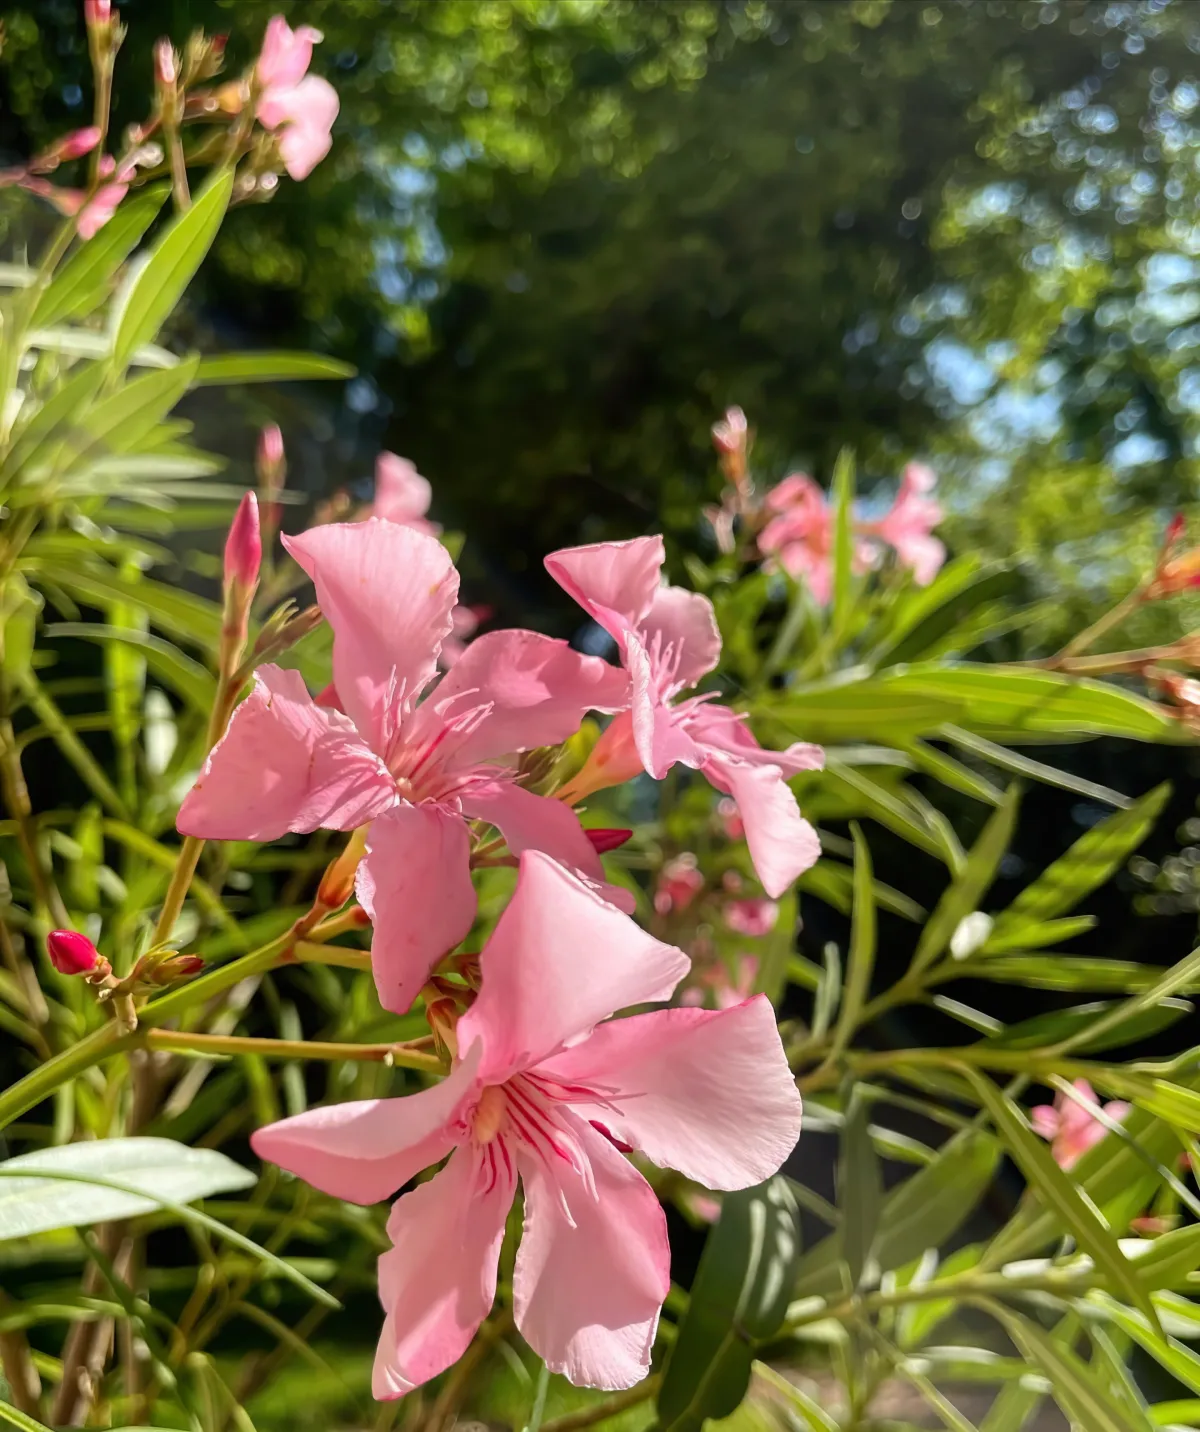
xmin=252 ymin=852 xmax=802 ymax=1395
xmin=717 ymin=796 xmax=744 ymax=840
xmin=681 ymin=954 xmax=759 ymax=1011
xmin=757 ymin=474 xmax=836 ymax=603
xmin=440 ymin=604 xmax=493 ymax=669
xmin=1030 ymin=1080 xmax=1130 ymax=1169
xmin=863 ymin=462 xmax=945 ymax=585
xmin=724 ymin=898 xmax=778 ymax=937
xmin=178 ymin=520 xmax=629 ymax=1012
xmin=370 ymin=452 xmax=440 ymax=535
xmin=653 ymin=854 xmax=705 ymax=915
xmin=547 ymin=536 xmax=823 ymax=897
xmin=256 ymin=15 xmax=339 ymax=180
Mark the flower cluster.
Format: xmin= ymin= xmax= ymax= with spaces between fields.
xmin=2 ymin=13 xmax=338 ymax=238
xmin=178 ymin=453 xmax=816 ymax=1397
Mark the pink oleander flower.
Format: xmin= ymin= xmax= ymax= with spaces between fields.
xmin=178 ymin=519 xmax=629 ymax=1012
xmin=46 ymin=929 xmax=101 ymax=976
xmin=547 ymin=536 xmax=822 ymax=897
xmin=370 ymin=452 xmax=440 ymax=536
xmin=585 ymin=828 xmax=633 ymax=855
xmin=653 ymin=853 xmax=704 ymax=916
xmin=255 ymin=15 xmax=339 ymax=180
xmin=862 ymin=462 xmax=945 ymax=585
xmin=724 ymin=898 xmax=778 ymax=937
xmin=440 ymin=604 xmax=492 ymax=669
xmin=717 ymin=796 xmax=744 ymax=840
xmin=252 ymin=851 xmax=802 ymax=1395
xmin=681 ymin=953 xmax=759 ymax=1011
xmin=757 ymin=474 xmax=837 ymax=603
xmin=1030 ymin=1080 xmax=1130 ymax=1169
xmin=76 ymin=181 xmax=127 ymax=238
xmin=29 ymin=126 xmax=102 ymax=171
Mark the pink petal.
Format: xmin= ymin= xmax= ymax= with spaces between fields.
xmin=701 ymin=753 xmax=820 ymax=898
xmin=177 ymin=664 xmax=395 ymax=841
xmin=545 ymin=537 xmax=665 ymax=646
xmin=626 ymin=633 xmax=703 ymax=780
xmin=513 ymin=1117 xmax=669 ymax=1390
xmin=457 ymin=851 xmax=689 ymax=1084
xmin=373 ymin=452 xmax=434 ymax=525
xmin=358 ymin=804 xmax=476 ymax=1014
xmin=683 ymin=702 xmax=824 ymax=781
xmin=418 ymin=630 xmax=629 ymax=768
xmin=1029 ymin=1104 xmax=1061 ymax=1140
xmin=764 ymin=473 xmax=827 ymax=517
xmin=259 ymin=76 xmax=339 ymax=179
xmin=640 ymin=584 xmax=722 ymax=691
xmin=537 ymin=997 xmax=802 ymax=1190
xmin=283 ymin=520 xmax=459 ymax=751
xmin=76 ymin=182 xmax=126 ymax=239
xmin=257 ymin=15 xmax=322 ymax=90
xmin=250 ymin=1048 xmax=480 ymax=1203
xmin=460 ymin=779 xmax=635 ymax=915
xmin=374 ymin=1146 xmax=513 ymax=1399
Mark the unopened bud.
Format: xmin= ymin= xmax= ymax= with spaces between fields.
xmin=135 ymin=952 xmax=204 ymax=986
xmin=712 ymin=406 xmax=747 ymax=455
xmin=247 ymin=602 xmax=322 ymax=672
xmin=425 ymin=996 xmax=459 ymax=1056
xmin=317 ymin=829 xmax=368 ymax=911
xmin=47 ymin=928 xmax=101 ymax=975
xmin=585 ymin=828 xmax=633 ymax=855
xmin=257 ymin=424 xmax=286 ymax=534
xmin=31 ymin=126 xmax=102 ymax=171
xmin=84 ymin=0 xmax=111 ymax=27
xmin=154 ymin=38 xmax=178 ymax=87
xmin=224 ymin=492 xmax=262 ymax=592
xmin=258 ymin=423 xmax=284 ymax=472
xmin=1148 ymin=547 xmax=1200 ymax=600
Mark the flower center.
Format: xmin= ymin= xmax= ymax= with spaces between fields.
xmin=472 ymin=1085 xmax=508 ymax=1144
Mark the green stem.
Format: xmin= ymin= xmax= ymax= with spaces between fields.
xmin=145 ymin=1029 xmax=442 ymax=1073
xmin=1053 ymin=583 xmax=1147 ymax=661
xmin=0 ymin=1022 xmax=131 ymax=1131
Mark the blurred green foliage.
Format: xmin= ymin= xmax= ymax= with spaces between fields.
xmin=7 ymin=1 xmax=1200 ymax=643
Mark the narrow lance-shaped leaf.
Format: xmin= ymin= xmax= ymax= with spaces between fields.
xmin=827 ymin=824 xmax=876 ymax=1062
xmin=112 ymin=168 xmax=234 ymax=366
xmin=831 ymin=446 xmax=856 ymax=640
xmin=838 ymin=1084 xmax=882 ymax=1290
xmin=963 ymin=1068 xmax=1161 ymax=1334
xmin=910 ymin=784 xmax=1020 ymax=974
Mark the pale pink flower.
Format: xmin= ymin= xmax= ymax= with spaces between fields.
xmin=653 ymin=854 xmax=704 ymax=916
xmin=757 ymin=474 xmax=835 ymax=603
xmin=864 ymin=462 xmax=945 ymax=585
xmin=370 ymin=452 xmax=440 ymax=536
xmin=1030 ymin=1080 xmax=1130 ymax=1169
xmin=440 ymin=604 xmax=492 ymax=669
xmin=681 ymin=954 xmax=759 ymax=1011
xmin=178 ymin=520 xmax=629 ymax=1012
xmin=547 ymin=536 xmax=823 ymax=897
xmin=252 ymin=851 xmax=802 ymax=1395
xmin=256 ymin=16 xmax=338 ymax=180
xmin=724 ymin=898 xmax=778 ymax=937
xmin=717 ymin=796 xmax=744 ymax=840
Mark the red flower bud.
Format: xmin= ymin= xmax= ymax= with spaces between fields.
xmin=224 ymin=492 xmax=262 ymax=591
xmin=1166 ymin=512 xmax=1187 ymax=548
xmin=585 ymin=828 xmax=633 ymax=855
xmin=84 ymin=0 xmax=112 ymax=26
xmin=47 ymin=929 xmax=101 ymax=975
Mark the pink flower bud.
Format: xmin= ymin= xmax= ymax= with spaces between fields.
xmin=155 ymin=39 xmax=178 ymax=86
xmin=47 ymin=929 xmax=101 ymax=975
xmin=585 ymin=828 xmax=633 ymax=855
xmin=711 ymin=406 xmax=748 ymax=455
xmin=31 ymin=126 xmax=103 ymax=171
xmin=84 ymin=0 xmax=111 ymax=26
xmin=224 ymin=492 xmax=262 ymax=590
xmin=258 ymin=423 xmax=284 ymax=470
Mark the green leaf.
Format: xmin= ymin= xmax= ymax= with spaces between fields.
xmin=902 ymin=738 xmax=1005 ymax=806
xmin=827 ymin=826 xmax=875 ymax=1061
xmin=754 ymin=679 xmax=961 ymax=746
xmin=871 ymin=559 xmax=1021 ymax=665
xmin=797 ymin=860 xmax=925 ymax=922
xmin=754 ymin=889 xmax=796 ymax=1005
xmin=31 ymin=558 xmax=222 ymax=648
xmin=1126 ymin=1223 xmax=1200 ymax=1291
xmin=983 ymin=1302 xmax=1149 ymax=1432
xmin=964 ymin=955 xmax=1196 ymax=994
xmin=944 ymin=725 xmax=1135 ymax=809
xmin=831 ymin=447 xmax=856 ymax=639
xmin=822 ymin=758 xmax=950 ymax=863
xmin=657 ymin=1176 xmax=800 ymax=1432
xmin=43 ymin=623 xmax=217 ymax=710
xmin=794 ymin=1131 xmax=999 ymax=1298
xmin=1093 ymin=1072 xmax=1200 ymax=1133
xmin=1090 ymin=1293 xmax=1200 ymax=1399
xmin=964 ymin=1069 xmax=1161 ymax=1334
xmin=989 ymin=784 xmax=1170 ymax=941
xmin=2 ymin=363 xmax=106 ymax=482
xmin=910 ymin=785 xmax=1020 ymax=974
xmin=112 ymin=168 xmax=233 ymax=366
xmin=0 ymin=1137 xmax=253 ymax=1239
xmin=838 ymin=1084 xmax=882 ymax=1288
xmin=192 ymin=351 xmax=356 ymax=385
xmin=979 ymin=1380 xmax=1047 ymax=1432
xmin=0 ymin=1401 xmax=53 ymax=1432
xmin=32 ymin=185 xmax=168 ymax=327
xmin=981 ymin=998 xmax=1192 ymax=1054
xmin=79 ymin=358 xmax=200 ymax=454
xmin=979 ymin=915 xmax=1097 ymax=955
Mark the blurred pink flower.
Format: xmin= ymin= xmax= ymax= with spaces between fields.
xmin=724 ymin=898 xmax=778 ymax=937
xmin=654 ymin=854 xmax=704 ymax=915
xmin=76 ymin=182 xmax=127 ymax=238
xmin=252 ymin=852 xmax=802 ymax=1395
xmin=371 ymin=452 xmax=440 ymax=535
xmin=681 ymin=954 xmax=759 ymax=1011
xmin=757 ymin=474 xmax=835 ymax=603
xmin=863 ymin=462 xmax=945 ymax=585
xmin=256 ymin=15 xmax=339 ymax=180
xmin=1030 ymin=1080 xmax=1130 ymax=1169
xmin=717 ymin=796 xmax=744 ymax=840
